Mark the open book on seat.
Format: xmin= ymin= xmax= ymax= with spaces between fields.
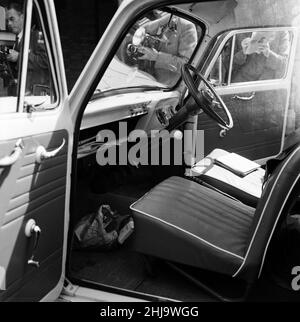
xmin=214 ymin=152 xmax=261 ymax=177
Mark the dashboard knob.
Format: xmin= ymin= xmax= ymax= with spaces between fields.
xmin=173 ymin=130 xmax=183 ymax=140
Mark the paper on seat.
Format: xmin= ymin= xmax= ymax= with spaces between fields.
xmin=191 ymin=149 xmax=265 ymax=198
xmin=214 ymin=153 xmax=261 ymax=177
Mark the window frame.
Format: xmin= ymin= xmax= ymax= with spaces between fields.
xmin=92 ymin=6 xmax=205 ymax=97
xmin=20 ymin=0 xmax=59 ymax=112
xmin=0 ymin=0 xmax=60 ymax=115
xmin=206 ymin=26 xmax=298 ymax=89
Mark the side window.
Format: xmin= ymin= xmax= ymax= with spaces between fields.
xmin=209 ymin=38 xmax=232 ymax=86
xmin=0 ymin=2 xmax=24 ymax=112
xmin=24 ymin=3 xmax=56 ymax=106
xmin=210 ymin=29 xmax=292 ymax=86
xmin=97 ymin=10 xmax=201 ymax=93
xmin=0 ymin=1 xmax=56 ymax=114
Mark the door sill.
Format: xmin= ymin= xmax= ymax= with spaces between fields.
xmin=59 ymin=279 xmax=175 ymax=302
xmin=59 ymin=285 xmax=144 ymax=302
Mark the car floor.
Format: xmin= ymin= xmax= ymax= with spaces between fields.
xmin=69 ymin=249 xmax=217 ymax=302
xmin=70 ymin=171 xmax=216 ymax=302
xmin=69 ymin=247 xmax=300 ymax=302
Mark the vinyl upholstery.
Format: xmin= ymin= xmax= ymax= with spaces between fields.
xmin=130 ymin=176 xmax=255 ymax=276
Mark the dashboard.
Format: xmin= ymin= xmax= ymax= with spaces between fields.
xmin=78 ymin=90 xmax=181 ymax=159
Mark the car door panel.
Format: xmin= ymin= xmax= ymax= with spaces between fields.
xmin=1 ymin=251 xmax=63 ymax=302
xmin=0 ymin=0 xmax=74 ymax=301
xmin=198 ymin=88 xmax=287 ymax=159
xmin=203 ymin=83 xmax=290 ymax=160
xmin=0 ymin=130 xmax=68 ymax=301
xmin=230 ymin=89 xmax=286 ymax=133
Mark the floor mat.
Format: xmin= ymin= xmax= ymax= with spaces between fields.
xmin=135 ymin=262 xmax=216 ymax=302
xmin=70 ymin=250 xmax=215 ymax=301
xmin=70 ymin=249 xmax=146 ymax=290
xmin=70 ymin=248 xmax=300 ymax=302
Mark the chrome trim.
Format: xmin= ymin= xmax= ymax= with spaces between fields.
xmin=0 ymin=139 xmax=24 ymax=167
xmin=17 ymin=0 xmax=33 ymax=113
xmin=233 ymin=92 xmax=255 ymax=101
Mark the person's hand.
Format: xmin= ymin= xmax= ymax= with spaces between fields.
xmin=241 ymin=37 xmax=251 ymax=55
xmin=138 ymin=46 xmax=159 ymax=61
xmin=7 ymin=49 xmax=19 ymax=63
xmin=257 ymin=42 xmax=270 ymax=57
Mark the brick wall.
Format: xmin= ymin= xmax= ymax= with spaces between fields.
xmin=54 ymin=0 xmax=118 ymax=91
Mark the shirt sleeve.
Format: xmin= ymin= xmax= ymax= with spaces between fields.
xmin=265 ymin=31 xmax=290 ymax=76
xmin=233 ymin=50 xmax=247 ymax=66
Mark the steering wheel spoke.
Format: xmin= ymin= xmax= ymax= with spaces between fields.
xmin=181 ymin=64 xmax=233 ymax=130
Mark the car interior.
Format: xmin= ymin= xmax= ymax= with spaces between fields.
xmin=1 ymin=0 xmax=300 ymax=303
xmin=66 ymin=4 xmax=300 ymax=302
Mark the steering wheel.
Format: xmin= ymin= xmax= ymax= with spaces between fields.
xmin=182 ymin=63 xmax=233 ymax=130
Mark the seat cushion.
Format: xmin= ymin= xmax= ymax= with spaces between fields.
xmin=191 ymin=149 xmax=265 ymax=207
xmin=130 ymin=176 xmax=256 ymax=276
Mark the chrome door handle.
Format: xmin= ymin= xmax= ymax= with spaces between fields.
xmin=233 ymin=92 xmax=255 ymax=101
xmin=0 ymin=139 xmax=24 ymax=167
xmin=219 ymin=129 xmax=228 ymax=138
xmin=36 ymin=138 xmax=66 ymax=163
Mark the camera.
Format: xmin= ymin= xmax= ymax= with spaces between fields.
xmin=0 ymin=45 xmax=9 ymax=63
xmin=126 ymin=28 xmax=163 ymax=61
xmin=126 ymin=43 xmax=143 ymax=60
xmin=125 ymin=27 xmax=164 ymax=75
xmin=0 ymin=45 xmax=14 ymax=85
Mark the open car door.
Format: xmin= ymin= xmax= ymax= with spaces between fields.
xmin=199 ymin=27 xmax=298 ymax=161
xmin=0 ymin=0 xmax=71 ymax=301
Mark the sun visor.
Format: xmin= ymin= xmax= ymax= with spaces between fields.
xmin=176 ymin=0 xmax=238 ymax=24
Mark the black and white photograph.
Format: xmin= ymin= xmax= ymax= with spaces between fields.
xmin=0 ymin=0 xmax=300 ymax=305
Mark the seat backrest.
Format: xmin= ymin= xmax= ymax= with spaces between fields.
xmin=234 ymin=145 xmax=300 ymax=282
